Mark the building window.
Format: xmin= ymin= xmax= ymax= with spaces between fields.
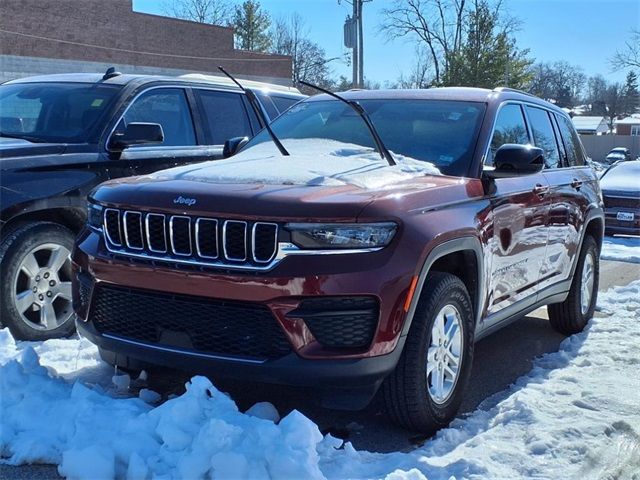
xmin=631 ymin=125 xmax=640 ymax=136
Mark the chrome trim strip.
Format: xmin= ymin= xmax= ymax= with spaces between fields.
xmin=223 ymin=220 xmax=248 ymax=261
xmin=252 ymin=222 xmax=279 ymax=263
xmin=145 ymin=213 xmax=167 ymax=253
xmin=103 ymin=208 xmax=122 ymax=246
xmin=169 ymin=215 xmax=192 ymax=256
xmin=195 ymin=218 xmax=219 ymax=259
xmin=103 ymin=241 xmax=383 ymax=272
xmin=102 ymin=333 xmax=267 ymax=364
xmin=123 ymin=211 xmax=144 ymax=250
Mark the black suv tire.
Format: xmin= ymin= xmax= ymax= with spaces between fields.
xmin=0 ymin=222 xmax=77 ymax=340
xmin=382 ymin=272 xmax=474 ymax=434
xmin=548 ymin=235 xmax=599 ymax=335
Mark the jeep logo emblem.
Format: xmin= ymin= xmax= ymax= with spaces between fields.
xmin=173 ymin=195 xmax=197 ymax=206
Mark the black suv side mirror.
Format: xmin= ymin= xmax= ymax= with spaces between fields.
xmin=109 ymin=122 xmax=164 ymax=151
xmin=484 ymin=144 xmax=544 ymax=179
xmin=223 ymin=136 xmax=249 ymax=158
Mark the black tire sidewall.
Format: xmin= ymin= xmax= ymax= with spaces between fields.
xmin=0 ymin=222 xmax=77 ymax=340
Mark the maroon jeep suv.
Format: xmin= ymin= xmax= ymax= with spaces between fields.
xmin=73 ymin=87 xmax=603 ymax=433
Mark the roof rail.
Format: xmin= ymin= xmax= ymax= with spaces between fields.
xmin=492 ymin=86 xmax=536 ymax=98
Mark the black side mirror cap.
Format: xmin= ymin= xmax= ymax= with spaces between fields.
xmin=484 ymin=144 xmax=545 ymax=179
xmin=223 ymin=136 xmax=250 ymax=158
xmin=110 ymin=122 xmax=164 ymax=151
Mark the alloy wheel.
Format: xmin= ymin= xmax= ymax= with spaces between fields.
xmin=427 ymin=304 xmax=463 ymax=405
xmin=581 ymin=251 xmax=595 ymax=316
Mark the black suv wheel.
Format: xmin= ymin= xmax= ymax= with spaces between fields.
xmin=0 ymin=222 xmax=77 ymax=340
xmin=383 ymin=272 xmax=475 ymax=434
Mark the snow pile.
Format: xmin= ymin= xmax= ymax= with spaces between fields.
xmin=2 ymin=281 xmax=640 ymax=479
xmin=601 ymin=235 xmax=640 ymax=263
xmin=153 ymin=139 xmax=441 ymax=190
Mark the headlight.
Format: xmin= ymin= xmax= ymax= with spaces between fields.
xmin=286 ymin=222 xmax=397 ymax=249
xmin=87 ymin=202 xmax=103 ymax=230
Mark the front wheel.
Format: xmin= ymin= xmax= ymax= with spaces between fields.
xmin=0 ymin=222 xmax=77 ymax=340
xmin=548 ymin=235 xmax=599 ymax=335
xmin=382 ymin=272 xmax=475 ymax=434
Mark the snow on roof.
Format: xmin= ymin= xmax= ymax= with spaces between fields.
xmin=571 ymin=116 xmax=609 ymax=132
xmin=615 ymin=116 xmax=640 ymax=125
xmin=178 ymin=73 xmax=301 ymax=94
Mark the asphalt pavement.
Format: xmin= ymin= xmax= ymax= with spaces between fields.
xmin=2 ymin=259 xmax=638 ymax=479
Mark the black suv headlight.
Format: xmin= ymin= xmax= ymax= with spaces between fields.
xmin=87 ymin=202 xmax=104 ymax=230
xmin=285 ymin=222 xmax=397 ymax=249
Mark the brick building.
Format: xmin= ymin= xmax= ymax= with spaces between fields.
xmin=0 ymin=0 xmax=292 ymax=85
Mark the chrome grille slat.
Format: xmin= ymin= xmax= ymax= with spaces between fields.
xmin=102 ymin=209 xmax=279 ymax=270
xmin=223 ymin=220 xmax=248 ymax=261
xmin=123 ymin=211 xmax=144 ymax=250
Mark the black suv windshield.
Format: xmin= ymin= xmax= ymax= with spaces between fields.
xmin=243 ymin=98 xmax=486 ymax=176
xmin=0 ymin=82 xmax=121 ymax=143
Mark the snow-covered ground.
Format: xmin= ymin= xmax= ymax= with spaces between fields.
xmin=601 ymin=235 xmax=640 ymax=263
xmin=1 ymin=278 xmax=639 ymax=479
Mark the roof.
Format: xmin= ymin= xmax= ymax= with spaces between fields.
xmin=304 ymin=86 xmax=566 ymax=113
xmin=4 ymin=72 xmax=302 ymax=95
xmin=615 ymin=116 xmax=640 ymax=125
xmin=571 ymin=116 xmax=609 ymax=132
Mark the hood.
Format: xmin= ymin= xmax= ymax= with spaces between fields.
xmin=0 ymin=137 xmax=67 ymax=159
xmin=93 ymin=140 xmax=454 ymax=221
xmin=600 ymin=161 xmax=640 ymax=194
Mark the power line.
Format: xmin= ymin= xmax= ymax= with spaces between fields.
xmin=0 ymin=28 xmax=290 ymax=62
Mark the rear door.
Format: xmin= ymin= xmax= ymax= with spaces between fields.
xmin=484 ymin=103 xmax=550 ymax=317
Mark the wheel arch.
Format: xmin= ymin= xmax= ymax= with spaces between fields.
xmin=1 ymin=207 xmax=85 ymax=240
xmin=569 ymin=206 xmax=604 ymax=279
xmin=401 ymin=236 xmax=484 ymax=338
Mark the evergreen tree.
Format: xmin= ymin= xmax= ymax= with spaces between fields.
xmin=233 ymin=0 xmax=271 ymax=52
xmin=623 ymin=70 xmax=639 ymax=115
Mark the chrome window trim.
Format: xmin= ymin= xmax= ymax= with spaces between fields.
xmin=223 ymin=220 xmax=248 ymax=261
xmin=195 ymin=218 xmax=219 ymax=259
xmin=145 ymin=213 xmax=167 ymax=253
xmin=169 ymin=215 xmax=192 ymax=256
xmin=102 ymin=333 xmax=266 ymax=364
xmin=123 ymin=211 xmax=144 ymax=250
xmin=252 ymin=222 xmax=279 ymax=263
xmin=103 ymin=208 xmax=122 ymax=246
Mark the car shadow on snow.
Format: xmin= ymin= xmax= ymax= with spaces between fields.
xmin=146 ymin=311 xmax=567 ymax=454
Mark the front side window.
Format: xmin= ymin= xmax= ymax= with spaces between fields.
xmin=195 ymin=90 xmax=252 ymax=145
xmin=526 ymin=106 xmax=561 ymax=169
xmin=487 ymin=103 xmax=529 ymax=165
xmin=0 ymin=82 xmax=121 ymax=143
xmin=240 ymin=99 xmax=486 ymax=177
xmin=115 ymin=88 xmax=196 ymax=147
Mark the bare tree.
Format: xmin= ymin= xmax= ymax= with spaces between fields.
xmin=527 ymin=61 xmax=585 ymax=107
xmin=392 ymin=46 xmax=433 ymax=88
xmin=611 ymin=29 xmax=640 ymax=70
xmin=163 ymin=0 xmax=232 ymax=25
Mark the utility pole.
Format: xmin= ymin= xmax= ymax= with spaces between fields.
xmin=352 ymin=0 xmax=359 ymax=88
xmin=357 ymin=0 xmax=364 ymax=88
xmin=341 ymin=0 xmax=369 ymax=89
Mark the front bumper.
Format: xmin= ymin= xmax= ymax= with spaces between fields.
xmin=72 ymin=227 xmax=415 ymax=408
xmin=604 ymin=207 xmax=640 ymax=235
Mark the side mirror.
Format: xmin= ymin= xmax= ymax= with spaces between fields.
xmin=109 ymin=122 xmax=164 ymax=151
xmin=484 ymin=144 xmax=544 ymax=179
xmin=223 ymin=136 xmax=249 ymax=158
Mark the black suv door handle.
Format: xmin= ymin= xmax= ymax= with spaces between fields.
xmin=571 ymin=178 xmax=582 ymax=189
xmin=533 ymin=184 xmax=549 ymax=196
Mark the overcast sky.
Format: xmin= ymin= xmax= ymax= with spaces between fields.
xmin=134 ymin=0 xmax=640 ymax=85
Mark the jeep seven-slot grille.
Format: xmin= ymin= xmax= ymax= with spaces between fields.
xmin=103 ymin=208 xmax=279 ymax=268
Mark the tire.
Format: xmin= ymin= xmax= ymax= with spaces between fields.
xmin=547 ymin=235 xmax=599 ymax=335
xmin=0 ymin=222 xmax=77 ymax=340
xmin=382 ymin=272 xmax=475 ymax=434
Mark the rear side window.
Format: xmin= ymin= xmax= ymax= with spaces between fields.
xmin=271 ymin=95 xmax=300 ymax=114
xmin=526 ymin=106 xmax=561 ymax=169
xmin=488 ymin=103 xmax=529 ymax=165
xmin=117 ymin=88 xmax=196 ymax=147
xmin=555 ymin=113 xmax=585 ymax=166
xmin=195 ymin=90 xmax=252 ymax=145
xmin=254 ymin=91 xmax=279 ymax=119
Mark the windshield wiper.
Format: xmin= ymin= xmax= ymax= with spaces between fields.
xmin=0 ymin=132 xmax=46 ymax=143
xmin=217 ymin=66 xmax=289 ymax=156
xmin=298 ymin=81 xmax=396 ymax=166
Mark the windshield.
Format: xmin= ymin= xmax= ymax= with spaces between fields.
xmin=0 ymin=82 xmax=121 ymax=143
xmin=242 ymin=98 xmax=486 ymax=176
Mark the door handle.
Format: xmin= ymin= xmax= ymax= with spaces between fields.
xmin=571 ymin=178 xmax=583 ymax=189
xmin=533 ymin=184 xmax=549 ymax=196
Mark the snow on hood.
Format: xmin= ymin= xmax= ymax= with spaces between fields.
xmin=152 ymin=139 xmax=442 ymax=190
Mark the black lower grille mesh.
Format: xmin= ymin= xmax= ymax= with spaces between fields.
xmin=91 ymin=286 xmax=291 ymax=360
xmin=288 ymin=296 xmax=379 ymax=349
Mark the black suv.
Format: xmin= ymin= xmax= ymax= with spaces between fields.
xmin=0 ymin=70 xmax=304 ymax=340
